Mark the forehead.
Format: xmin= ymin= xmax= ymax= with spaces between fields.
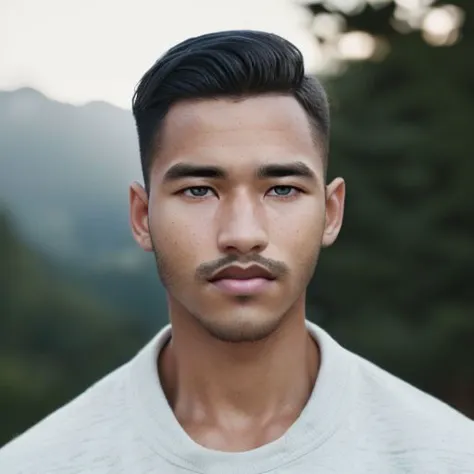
xmin=155 ymin=94 xmax=324 ymax=173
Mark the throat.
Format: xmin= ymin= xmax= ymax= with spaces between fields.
xmin=157 ymin=328 xmax=320 ymax=452
xmin=180 ymin=413 xmax=299 ymax=452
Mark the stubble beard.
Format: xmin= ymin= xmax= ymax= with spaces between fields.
xmin=151 ymin=236 xmax=321 ymax=344
xmin=151 ymin=243 xmax=293 ymax=343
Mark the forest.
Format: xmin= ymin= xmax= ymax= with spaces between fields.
xmin=1 ymin=0 xmax=473 ymax=446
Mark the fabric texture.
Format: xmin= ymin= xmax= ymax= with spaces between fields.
xmin=1 ymin=321 xmax=473 ymax=473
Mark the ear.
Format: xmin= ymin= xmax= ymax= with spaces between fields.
xmin=129 ymin=181 xmax=153 ymax=252
xmin=322 ymin=177 xmax=345 ymax=248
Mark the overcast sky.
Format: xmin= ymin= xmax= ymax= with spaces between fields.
xmin=0 ymin=0 xmax=320 ymax=109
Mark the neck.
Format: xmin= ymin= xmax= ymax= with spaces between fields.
xmin=158 ymin=298 xmax=320 ymax=432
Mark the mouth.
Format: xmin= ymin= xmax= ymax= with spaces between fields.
xmin=208 ymin=264 xmax=276 ymax=295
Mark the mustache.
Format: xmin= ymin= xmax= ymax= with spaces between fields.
xmin=195 ymin=254 xmax=289 ymax=281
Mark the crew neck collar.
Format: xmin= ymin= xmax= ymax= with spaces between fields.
xmin=128 ymin=320 xmax=355 ymax=474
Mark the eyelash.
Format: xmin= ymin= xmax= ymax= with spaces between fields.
xmin=180 ymin=185 xmax=303 ymax=200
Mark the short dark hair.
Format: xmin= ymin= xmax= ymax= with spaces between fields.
xmin=132 ymin=30 xmax=330 ymax=192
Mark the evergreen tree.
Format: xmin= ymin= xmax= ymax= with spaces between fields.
xmin=307 ymin=0 xmax=474 ymax=416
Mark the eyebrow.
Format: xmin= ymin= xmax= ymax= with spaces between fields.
xmin=162 ymin=160 xmax=316 ymax=183
xmin=255 ymin=162 xmax=316 ymax=180
xmin=163 ymin=163 xmax=227 ymax=182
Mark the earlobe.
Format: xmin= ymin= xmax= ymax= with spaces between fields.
xmin=129 ymin=181 xmax=153 ymax=252
xmin=322 ymin=177 xmax=345 ymax=248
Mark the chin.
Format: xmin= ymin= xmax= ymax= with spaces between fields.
xmin=196 ymin=309 xmax=286 ymax=344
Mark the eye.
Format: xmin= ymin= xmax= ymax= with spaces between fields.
xmin=267 ymin=185 xmax=300 ymax=197
xmin=182 ymin=186 xmax=215 ymax=198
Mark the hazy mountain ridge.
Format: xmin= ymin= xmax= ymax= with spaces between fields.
xmin=0 ymin=88 xmax=167 ymax=324
xmin=0 ymin=87 xmax=142 ymax=264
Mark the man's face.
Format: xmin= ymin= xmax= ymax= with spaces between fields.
xmin=131 ymin=95 xmax=344 ymax=342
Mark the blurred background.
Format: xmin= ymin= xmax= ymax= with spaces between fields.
xmin=1 ymin=0 xmax=473 ymax=446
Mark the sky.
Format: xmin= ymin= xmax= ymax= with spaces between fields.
xmin=0 ymin=0 xmax=320 ymax=109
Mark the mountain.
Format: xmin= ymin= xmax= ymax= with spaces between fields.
xmin=0 ymin=88 xmax=141 ymax=263
xmin=0 ymin=88 xmax=167 ymax=325
xmin=0 ymin=89 xmax=169 ymax=443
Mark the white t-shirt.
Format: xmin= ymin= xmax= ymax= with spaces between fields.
xmin=1 ymin=321 xmax=473 ymax=473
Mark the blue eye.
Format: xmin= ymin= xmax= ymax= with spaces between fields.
xmin=182 ymin=186 xmax=213 ymax=198
xmin=268 ymin=186 xmax=298 ymax=197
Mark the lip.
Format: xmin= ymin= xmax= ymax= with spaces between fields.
xmin=209 ymin=264 xmax=275 ymax=281
xmin=209 ymin=264 xmax=276 ymax=295
xmin=212 ymin=277 xmax=274 ymax=295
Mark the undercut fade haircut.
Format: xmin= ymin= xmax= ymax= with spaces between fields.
xmin=132 ymin=30 xmax=330 ymax=193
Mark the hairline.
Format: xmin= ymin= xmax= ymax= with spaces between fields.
xmin=140 ymin=92 xmax=329 ymax=193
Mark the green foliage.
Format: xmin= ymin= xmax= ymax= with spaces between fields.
xmin=307 ymin=0 xmax=474 ymax=416
xmin=0 ymin=213 xmax=150 ymax=446
xmin=1 ymin=0 xmax=473 ymax=445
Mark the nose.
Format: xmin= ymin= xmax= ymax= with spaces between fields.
xmin=216 ymin=192 xmax=269 ymax=255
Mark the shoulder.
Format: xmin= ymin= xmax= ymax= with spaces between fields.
xmin=0 ymin=363 xmax=131 ymax=474
xmin=349 ymin=351 xmax=474 ymax=466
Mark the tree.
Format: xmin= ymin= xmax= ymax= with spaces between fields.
xmin=0 ymin=211 xmax=149 ymax=446
xmin=306 ymin=0 xmax=474 ymax=416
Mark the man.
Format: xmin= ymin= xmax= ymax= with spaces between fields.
xmin=1 ymin=30 xmax=473 ymax=473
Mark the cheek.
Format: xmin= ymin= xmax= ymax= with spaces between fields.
xmin=150 ymin=204 xmax=213 ymax=270
xmin=270 ymin=203 xmax=325 ymax=276
xmin=273 ymin=200 xmax=325 ymax=245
